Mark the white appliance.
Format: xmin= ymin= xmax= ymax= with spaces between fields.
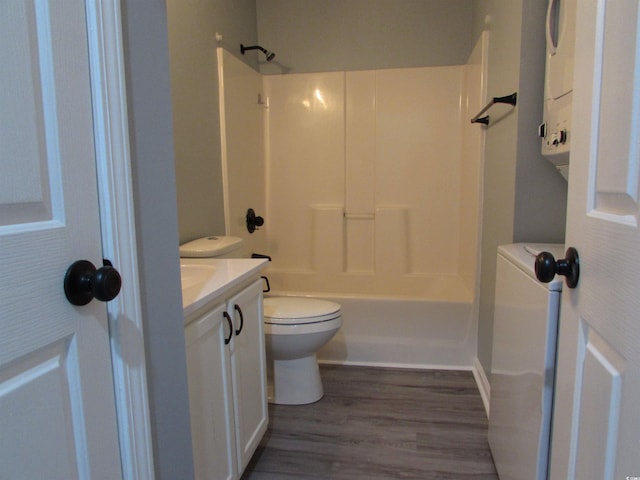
xmin=488 ymin=243 xmax=564 ymax=480
xmin=539 ymin=0 xmax=576 ymax=180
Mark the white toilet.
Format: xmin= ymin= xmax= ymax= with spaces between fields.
xmin=180 ymin=235 xmax=342 ymax=405
xmin=263 ymin=296 xmax=342 ymax=404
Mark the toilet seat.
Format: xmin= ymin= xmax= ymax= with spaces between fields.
xmin=264 ymin=297 xmax=341 ymax=325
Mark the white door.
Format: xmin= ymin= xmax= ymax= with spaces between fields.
xmin=549 ymin=1 xmax=640 ymax=479
xmin=0 ymin=1 xmax=123 ymax=479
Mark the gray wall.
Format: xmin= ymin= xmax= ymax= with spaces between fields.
xmin=257 ymin=0 xmax=474 ymax=74
xmin=513 ymin=0 xmax=567 ymax=243
xmin=472 ymin=0 xmax=567 ymax=378
xmin=120 ymin=1 xmax=195 ymax=479
xmin=167 ymin=0 xmax=259 ymax=244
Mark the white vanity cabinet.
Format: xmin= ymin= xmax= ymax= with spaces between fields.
xmin=185 ymin=278 xmax=268 ymax=480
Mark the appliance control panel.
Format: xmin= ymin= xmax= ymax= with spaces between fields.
xmin=540 ymin=92 xmax=572 ymax=158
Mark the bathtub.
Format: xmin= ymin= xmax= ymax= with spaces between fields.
xmin=266 ymin=288 xmax=477 ymax=370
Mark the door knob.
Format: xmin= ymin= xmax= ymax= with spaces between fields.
xmin=535 ymin=247 xmax=580 ymax=289
xmin=64 ymin=259 xmax=122 ymax=306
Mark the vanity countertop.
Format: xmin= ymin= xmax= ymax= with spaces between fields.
xmin=181 ymin=257 xmax=269 ymax=320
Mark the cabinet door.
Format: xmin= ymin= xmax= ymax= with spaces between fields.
xmin=227 ymin=279 xmax=268 ymax=473
xmin=185 ymin=304 xmax=237 ymax=480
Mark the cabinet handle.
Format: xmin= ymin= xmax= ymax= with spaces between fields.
xmin=234 ymin=304 xmax=244 ymax=336
xmin=261 ymin=275 xmax=271 ymax=293
xmin=223 ymin=312 xmax=233 ymax=345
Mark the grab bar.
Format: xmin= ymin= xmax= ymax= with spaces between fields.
xmin=470 ymin=92 xmax=518 ymax=125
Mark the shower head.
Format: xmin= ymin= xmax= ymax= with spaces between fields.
xmin=240 ymin=44 xmax=276 ymax=62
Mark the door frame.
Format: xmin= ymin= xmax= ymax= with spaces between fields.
xmin=85 ymin=1 xmax=154 ymax=478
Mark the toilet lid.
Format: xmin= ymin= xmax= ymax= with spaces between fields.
xmin=264 ymin=297 xmax=341 ymax=325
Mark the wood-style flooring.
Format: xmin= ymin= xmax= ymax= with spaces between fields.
xmin=242 ymin=365 xmax=498 ymax=479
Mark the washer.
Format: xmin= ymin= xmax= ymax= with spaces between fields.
xmin=488 ymin=243 xmax=564 ymax=480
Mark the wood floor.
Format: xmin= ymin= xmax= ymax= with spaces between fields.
xmin=242 ymin=365 xmax=498 ymax=479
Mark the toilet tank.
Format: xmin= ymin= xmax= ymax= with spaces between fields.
xmin=179 ymin=236 xmax=244 ymax=258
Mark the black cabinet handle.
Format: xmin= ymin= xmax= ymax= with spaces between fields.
xmin=234 ymin=305 xmax=244 ymax=335
xmin=261 ymin=275 xmax=271 ymax=293
xmin=223 ymin=312 xmax=233 ymax=345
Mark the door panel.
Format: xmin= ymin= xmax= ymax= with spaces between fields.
xmin=549 ymin=0 xmax=640 ymax=478
xmin=185 ymin=304 xmax=236 ymax=480
xmin=573 ymin=325 xmax=624 ymax=480
xmin=0 ymin=1 xmax=57 ymax=226
xmin=592 ymin=1 xmax=640 ymax=220
xmin=228 ymin=280 xmax=268 ymax=473
xmin=0 ymin=1 xmax=122 ymax=478
xmin=0 ymin=338 xmax=82 ymax=479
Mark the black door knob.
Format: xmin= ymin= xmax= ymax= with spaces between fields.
xmin=535 ymin=247 xmax=580 ymax=289
xmin=64 ymin=259 xmax=122 ymax=306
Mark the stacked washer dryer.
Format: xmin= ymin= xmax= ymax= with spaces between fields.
xmin=488 ymin=243 xmax=564 ymax=480
xmin=539 ymin=0 xmax=576 ymax=180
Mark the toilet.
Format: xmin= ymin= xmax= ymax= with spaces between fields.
xmin=179 ymin=235 xmax=342 ymax=405
xmin=263 ymin=296 xmax=342 ymax=404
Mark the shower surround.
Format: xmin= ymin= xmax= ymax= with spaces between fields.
xmin=219 ymin=34 xmax=486 ymax=369
xmin=265 ymin=67 xmax=473 ymax=295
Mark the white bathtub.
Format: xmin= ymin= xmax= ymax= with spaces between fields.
xmin=266 ymin=291 xmax=477 ymax=370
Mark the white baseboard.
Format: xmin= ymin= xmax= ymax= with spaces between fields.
xmin=472 ymin=357 xmax=490 ymax=418
xmin=318 ymin=358 xmax=473 ymax=372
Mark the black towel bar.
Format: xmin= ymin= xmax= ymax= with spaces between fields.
xmin=470 ymin=92 xmax=517 ymax=125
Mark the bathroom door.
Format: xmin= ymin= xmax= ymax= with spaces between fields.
xmin=0 ymin=1 xmax=123 ymax=478
xmin=548 ymin=1 xmax=640 ymax=479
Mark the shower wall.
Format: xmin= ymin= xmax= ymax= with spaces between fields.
xmin=216 ymin=35 xmax=486 ymax=368
xmin=217 ymin=48 xmax=268 ymax=258
xmin=263 ymin=65 xmax=481 ymax=301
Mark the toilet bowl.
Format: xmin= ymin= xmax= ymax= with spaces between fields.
xmin=179 ymin=236 xmax=343 ymax=405
xmin=263 ymin=296 xmax=342 ymax=405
